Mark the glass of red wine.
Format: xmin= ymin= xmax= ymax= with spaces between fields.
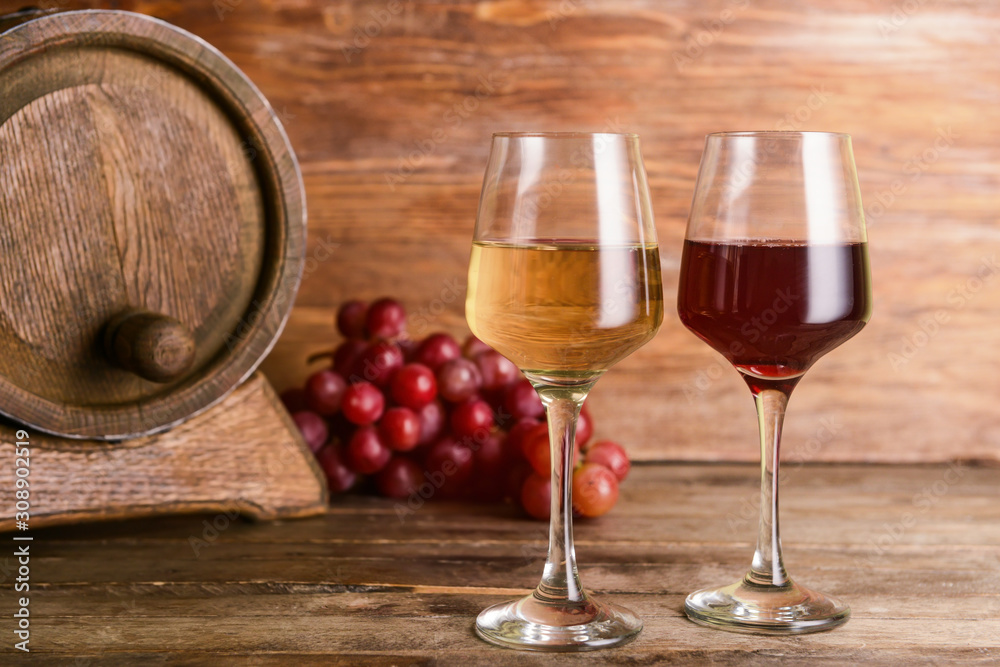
xmin=677 ymin=131 xmax=872 ymax=634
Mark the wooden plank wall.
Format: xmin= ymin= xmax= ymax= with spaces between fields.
xmin=4 ymin=0 xmax=998 ymax=463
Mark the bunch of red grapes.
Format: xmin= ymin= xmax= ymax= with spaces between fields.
xmin=281 ymin=298 xmax=632 ymax=519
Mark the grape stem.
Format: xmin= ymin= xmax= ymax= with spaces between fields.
xmin=306 ymin=349 xmax=335 ymax=364
xmin=533 ymin=383 xmax=594 ymax=608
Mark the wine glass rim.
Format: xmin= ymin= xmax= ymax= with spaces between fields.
xmin=706 ymin=130 xmax=851 ymax=139
xmin=491 ymin=131 xmax=640 ymax=139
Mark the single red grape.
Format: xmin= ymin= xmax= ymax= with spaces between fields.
xmin=465 ymin=433 xmax=505 ymax=502
xmin=572 ymin=463 xmax=619 ymax=518
xmin=354 ymin=340 xmax=404 ymax=387
xmin=521 ymin=423 xmax=551 ymax=476
xmin=336 ymin=300 xmax=369 ymax=339
xmin=333 ymin=339 xmax=368 ymax=377
xmin=316 ymin=446 xmax=356 ymax=493
xmin=475 ymin=349 xmax=519 ymax=392
xmin=425 ymin=436 xmax=474 ymax=486
xmin=375 ymin=457 xmax=423 ymax=499
xmin=436 ymin=357 xmax=482 ymax=403
xmin=450 ymin=398 xmax=494 ymax=440
xmin=503 ymin=459 xmax=532 ymax=503
xmin=379 ymin=406 xmax=421 ymax=452
xmin=413 ymin=332 xmax=462 ymax=370
xmin=503 ymin=379 xmax=544 ymax=420
xmin=391 ymin=363 xmax=437 ymax=409
xmin=472 ymin=433 xmax=506 ymax=478
xmin=346 ymin=426 xmax=392 ymax=474
xmin=505 ymin=418 xmax=541 ymax=461
xmin=280 ymin=387 xmax=308 ymax=413
xmin=305 ymin=369 xmax=347 ymax=416
xmin=576 ymin=404 xmax=594 ymax=449
xmin=416 ymin=399 xmax=446 ymax=446
xmin=585 ymin=440 xmax=631 ymax=482
xmin=291 ymin=410 xmax=329 ymax=453
xmin=522 ymin=422 xmax=579 ymax=475
xmin=366 ymin=297 xmax=407 ymax=339
xmin=341 ymin=381 xmax=385 ymax=425
xmin=462 ymin=334 xmax=492 ymax=359
xmin=520 ymin=473 xmax=551 ymax=520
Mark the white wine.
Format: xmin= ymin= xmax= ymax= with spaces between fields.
xmin=466 ymin=240 xmax=663 ymax=380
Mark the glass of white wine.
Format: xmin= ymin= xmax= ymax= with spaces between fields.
xmin=466 ymin=132 xmax=663 ymax=651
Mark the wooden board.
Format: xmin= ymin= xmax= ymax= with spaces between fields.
xmin=0 ymin=373 xmax=328 ymax=531
xmin=0 ymin=1 xmax=997 ymax=462
xmin=9 ymin=463 xmax=1000 ymax=663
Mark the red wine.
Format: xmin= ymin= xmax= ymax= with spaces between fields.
xmin=677 ymin=240 xmax=872 ymax=384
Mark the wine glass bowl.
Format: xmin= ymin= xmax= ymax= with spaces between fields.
xmin=468 ymin=240 xmax=662 ymax=384
xmin=466 ymin=132 xmax=662 ymax=650
xmin=677 ymin=131 xmax=872 ymax=634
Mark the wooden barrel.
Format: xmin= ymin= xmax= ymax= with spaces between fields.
xmin=0 ymin=10 xmax=305 ymax=440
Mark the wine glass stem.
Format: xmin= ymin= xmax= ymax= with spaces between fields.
xmin=749 ymin=386 xmax=791 ymax=587
xmin=534 ymin=386 xmax=593 ymax=604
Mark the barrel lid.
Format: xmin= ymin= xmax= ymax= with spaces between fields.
xmin=0 ymin=10 xmax=305 ymax=439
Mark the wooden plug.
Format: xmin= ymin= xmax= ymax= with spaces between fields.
xmin=104 ymin=310 xmax=196 ymax=383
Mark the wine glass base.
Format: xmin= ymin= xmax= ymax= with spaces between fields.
xmin=475 ymin=592 xmax=642 ymax=652
xmin=684 ymin=576 xmax=849 ymax=635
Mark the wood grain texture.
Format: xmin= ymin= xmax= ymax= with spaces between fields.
xmin=0 ymin=373 xmax=329 ymax=531
xmin=2 ymin=1 xmax=998 ymax=461
xmin=0 ymin=10 xmax=305 ymax=439
xmin=7 ymin=463 xmax=998 ymax=663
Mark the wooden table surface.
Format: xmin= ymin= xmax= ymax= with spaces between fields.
xmin=7 ymin=462 xmax=998 ymax=665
